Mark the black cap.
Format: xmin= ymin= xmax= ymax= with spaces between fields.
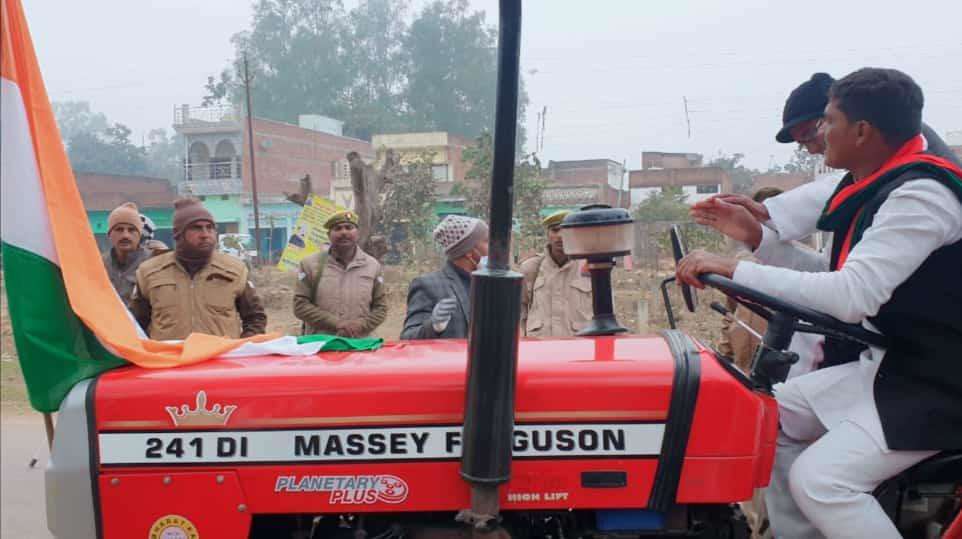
xmin=776 ymin=73 xmax=835 ymax=143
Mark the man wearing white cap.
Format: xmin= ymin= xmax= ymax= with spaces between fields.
xmin=400 ymin=215 xmax=489 ymax=339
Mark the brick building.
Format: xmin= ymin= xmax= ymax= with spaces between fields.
xmin=629 ymin=167 xmax=732 ymax=206
xmin=76 ymin=173 xmax=176 ymax=250
xmin=173 ymin=105 xmax=374 ymax=258
xmin=542 ymin=159 xmax=629 ymax=212
xmin=630 ymin=151 xmax=728 ymax=205
xmin=749 ymin=172 xmax=812 ymax=194
xmin=641 ymin=151 xmax=703 ymax=170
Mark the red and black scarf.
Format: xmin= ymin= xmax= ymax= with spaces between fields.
xmin=816 ymin=135 xmax=962 ymax=269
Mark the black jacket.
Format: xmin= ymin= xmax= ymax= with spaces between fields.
xmin=823 ymin=164 xmax=962 ymax=450
xmin=400 ymin=263 xmax=471 ymax=340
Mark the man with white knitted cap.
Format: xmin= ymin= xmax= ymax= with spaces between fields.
xmin=400 ymin=215 xmax=489 ymax=339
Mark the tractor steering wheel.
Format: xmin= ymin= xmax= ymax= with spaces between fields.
xmin=669 ymin=225 xmax=888 ymax=350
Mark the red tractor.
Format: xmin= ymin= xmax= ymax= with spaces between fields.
xmin=43 ymin=2 xmax=960 ymax=537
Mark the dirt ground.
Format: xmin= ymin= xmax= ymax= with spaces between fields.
xmin=0 ymin=262 xmax=726 ymax=415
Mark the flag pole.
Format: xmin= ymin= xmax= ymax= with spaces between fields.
xmin=43 ymin=413 xmax=55 ymax=449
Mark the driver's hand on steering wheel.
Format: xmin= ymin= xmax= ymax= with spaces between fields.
xmin=690 ymin=195 xmax=765 ymax=249
xmin=676 ymin=250 xmax=738 ymax=289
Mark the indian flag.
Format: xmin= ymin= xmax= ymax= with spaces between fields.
xmin=0 ymin=0 xmax=346 ymax=413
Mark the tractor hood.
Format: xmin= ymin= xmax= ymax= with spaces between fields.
xmin=52 ymin=333 xmax=776 ymax=537
xmin=95 ymin=337 xmax=677 ymax=434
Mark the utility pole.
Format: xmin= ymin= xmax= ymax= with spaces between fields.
xmin=242 ymin=52 xmax=262 ymax=266
xmin=683 ymin=96 xmax=692 ymax=139
xmin=617 ymin=158 xmax=627 ymax=208
xmin=539 ymin=105 xmax=547 ymax=153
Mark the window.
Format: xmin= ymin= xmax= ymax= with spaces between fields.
xmin=221 ymin=194 xmax=229 ymax=200
xmin=432 ymin=164 xmax=449 ymax=182
xmin=696 ymin=184 xmax=719 ymax=194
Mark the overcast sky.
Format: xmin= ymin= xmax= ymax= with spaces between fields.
xmin=23 ymin=0 xmax=962 ymax=170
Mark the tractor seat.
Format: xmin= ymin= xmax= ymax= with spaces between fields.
xmin=898 ymin=451 xmax=962 ymax=483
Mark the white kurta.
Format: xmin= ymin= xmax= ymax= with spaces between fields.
xmin=735 ymin=178 xmax=962 ymax=447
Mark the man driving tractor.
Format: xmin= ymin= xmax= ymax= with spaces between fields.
xmin=676 ymin=68 xmax=962 ymax=538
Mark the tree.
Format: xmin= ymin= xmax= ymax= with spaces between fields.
xmin=62 ymin=122 xmax=148 ymax=176
xmin=339 ymin=0 xmax=409 ymax=139
xmin=782 ymin=146 xmax=822 ymax=175
xmin=632 ymin=186 xmax=689 ymax=223
xmin=380 ymin=152 xmax=437 ymax=262
xmin=52 ymin=101 xmax=108 ymax=146
xmin=707 ymin=152 xmax=758 ymax=194
xmin=144 ymin=129 xmax=184 ymax=183
xmin=53 ymin=100 xmax=159 ymax=177
xmin=462 ymin=133 xmax=545 ymax=251
xmin=228 ymin=0 xmax=351 ymax=125
xmin=403 ymin=0 xmax=527 ymax=142
xmin=632 ymin=186 xmax=723 ymax=252
xmin=213 ymin=0 xmax=527 ymax=144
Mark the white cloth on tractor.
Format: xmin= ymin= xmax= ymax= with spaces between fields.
xmin=733 ymin=178 xmax=962 ymax=537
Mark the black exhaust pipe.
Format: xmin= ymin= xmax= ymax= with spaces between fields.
xmin=458 ymin=0 xmax=523 ymax=534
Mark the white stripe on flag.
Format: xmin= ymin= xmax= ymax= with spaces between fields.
xmin=0 ymin=77 xmax=59 ymax=264
xmin=218 ymin=336 xmax=327 ymax=358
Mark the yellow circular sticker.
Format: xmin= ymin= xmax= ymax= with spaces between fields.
xmin=149 ymin=514 xmax=199 ymax=539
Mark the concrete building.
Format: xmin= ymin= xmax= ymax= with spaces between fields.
xmin=750 ymin=171 xmax=812 ymax=194
xmin=331 ymin=131 xmax=474 ymax=214
xmin=641 ymin=151 xmax=703 ymax=170
xmin=542 ymin=159 xmax=629 ymax=213
xmin=173 ymin=105 xmax=374 ymax=259
xmin=629 ymin=151 xmax=727 ymax=205
xmin=76 ymin=173 xmax=176 ymax=251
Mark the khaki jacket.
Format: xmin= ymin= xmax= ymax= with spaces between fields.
xmin=293 ymin=248 xmax=387 ymax=337
xmin=103 ymin=246 xmax=150 ymax=304
xmin=129 ymin=251 xmax=266 ymax=340
xmin=520 ymin=248 xmax=593 ymax=337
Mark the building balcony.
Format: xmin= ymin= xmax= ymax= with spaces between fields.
xmin=184 ymin=160 xmax=242 ymax=181
xmin=177 ymin=179 xmax=244 ymax=197
xmin=173 ymin=104 xmax=242 ymax=133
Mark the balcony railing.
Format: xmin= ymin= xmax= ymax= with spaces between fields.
xmin=184 ymin=159 xmax=241 ymax=182
xmin=177 ymin=179 xmax=244 ymax=197
xmin=174 ymin=104 xmax=241 ymax=127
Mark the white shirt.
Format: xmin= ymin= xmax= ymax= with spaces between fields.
xmin=734 ymin=179 xmax=962 ymax=446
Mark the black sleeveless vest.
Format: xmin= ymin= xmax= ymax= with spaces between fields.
xmin=820 ymin=166 xmax=962 ymax=450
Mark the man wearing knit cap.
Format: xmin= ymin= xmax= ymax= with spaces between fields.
xmin=129 ymin=198 xmax=267 ymax=340
xmin=293 ymin=210 xmax=387 ymax=337
xmin=520 ymin=210 xmax=592 ymax=337
xmin=102 ymin=202 xmax=151 ymax=303
xmin=400 ymin=215 xmax=489 ymax=340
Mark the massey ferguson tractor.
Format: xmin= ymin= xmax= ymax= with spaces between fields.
xmin=43 ymin=1 xmax=960 ymax=537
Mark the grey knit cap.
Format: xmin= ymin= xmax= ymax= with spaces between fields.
xmin=433 ymin=215 xmax=488 ymax=259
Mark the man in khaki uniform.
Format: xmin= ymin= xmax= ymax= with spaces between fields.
xmin=520 ymin=210 xmax=593 ymax=337
xmin=129 ymin=198 xmax=266 ymax=340
xmin=102 ymin=202 xmax=151 ymax=303
xmin=293 ymin=210 xmax=387 ymax=338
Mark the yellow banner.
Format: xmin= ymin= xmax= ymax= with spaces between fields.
xmin=277 ymin=195 xmax=345 ymax=271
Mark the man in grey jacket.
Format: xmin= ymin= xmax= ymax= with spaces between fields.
xmin=401 ymin=215 xmax=489 ymax=340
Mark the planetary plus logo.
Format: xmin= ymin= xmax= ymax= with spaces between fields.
xmin=275 ymin=474 xmax=409 ymax=504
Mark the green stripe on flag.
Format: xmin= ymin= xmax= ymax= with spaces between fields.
xmin=297 ymin=333 xmax=383 ymax=352
xmin=1 ymin=241 xmax=128 ymax=412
